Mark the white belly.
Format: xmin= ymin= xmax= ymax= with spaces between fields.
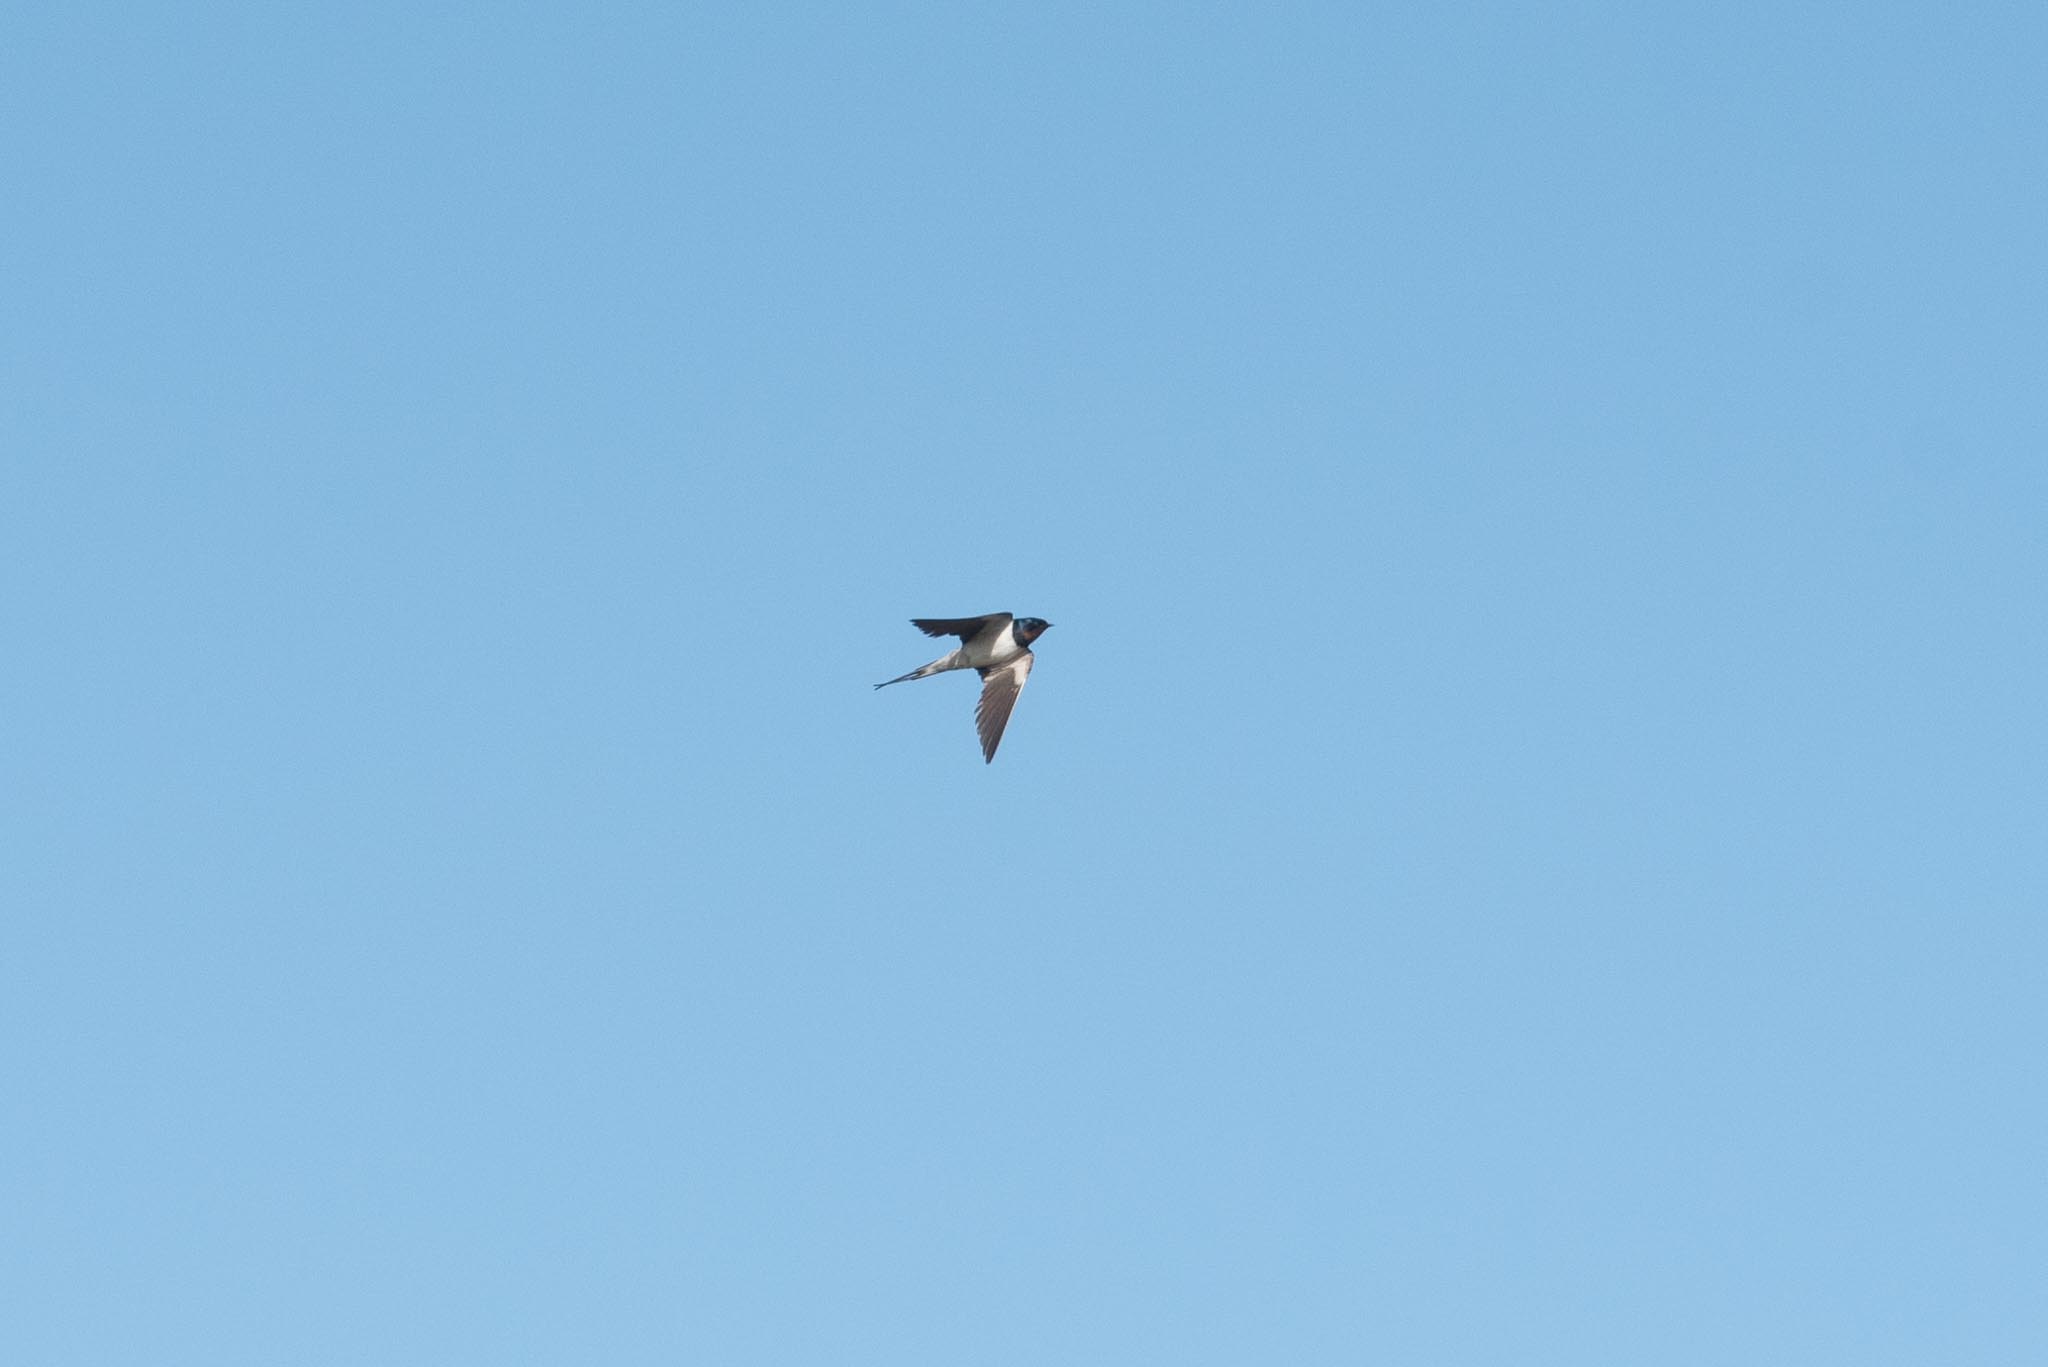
xmin=965 ymin=620 xmax=1020 ymax=667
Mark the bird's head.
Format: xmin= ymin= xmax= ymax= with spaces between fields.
xmin=1015 ymin=617 xmax=1051 ymax=643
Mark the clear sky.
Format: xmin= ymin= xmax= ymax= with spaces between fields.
xmin=5 ymin=4 xmax=2044 ymax=1363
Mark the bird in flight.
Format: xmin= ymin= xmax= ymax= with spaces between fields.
xmin=875 ymin=613 xmax=1053 ymax=763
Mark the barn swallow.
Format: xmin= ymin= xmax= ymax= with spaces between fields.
xmin=875 ymin=613 xmax=1053 ymax=763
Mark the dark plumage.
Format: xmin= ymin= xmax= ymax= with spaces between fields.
xmin=876 ymin=612 xmax=1054 ymax=763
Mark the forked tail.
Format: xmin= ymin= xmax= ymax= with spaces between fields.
xmin=874 ymin=653 xmax=958 ymax=689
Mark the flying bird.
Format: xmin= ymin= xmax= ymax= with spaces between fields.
xmin=875 ymin=613 xmax=1053 ymax=763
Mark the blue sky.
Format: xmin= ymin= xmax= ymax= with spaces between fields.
xmin=5 ymin=4 xmax=2044 ymax=1363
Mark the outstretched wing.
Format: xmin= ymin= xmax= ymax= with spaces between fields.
xmin=973 ymin=652 xmax=1034 ymax=764
xmin=912 ymin=613 xmax=1010 ymax=643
